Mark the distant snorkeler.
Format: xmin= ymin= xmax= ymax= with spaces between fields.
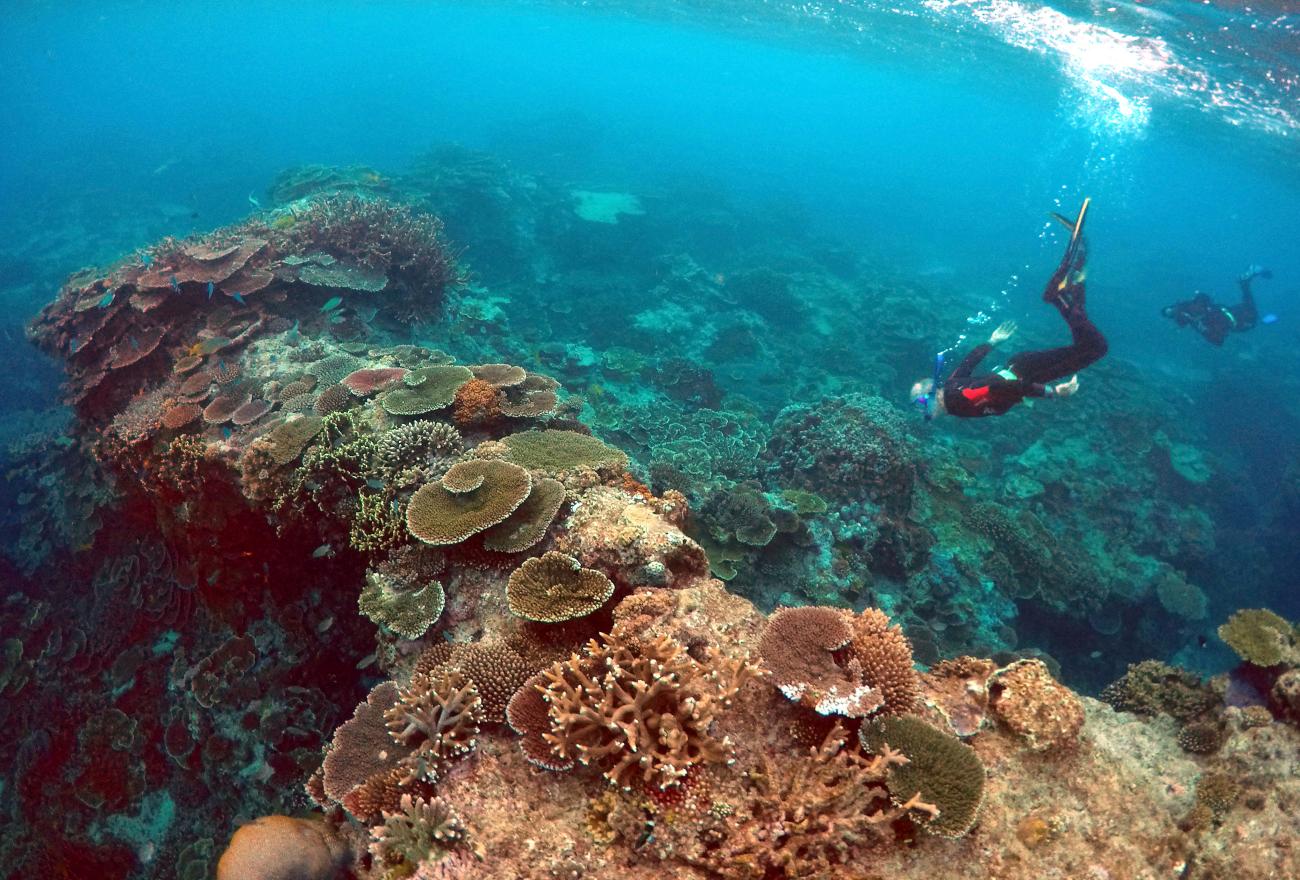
xmin=1161 ymin=265 xmax=1275 ymax=346
xmin=910 ymin=198 xmax=1108 ymax=420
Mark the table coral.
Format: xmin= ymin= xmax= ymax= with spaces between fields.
xmin=1218 ymin=607 xmax=1298 ymax=667
xmin=506 ymin=551 xmax=615 ymax=623
xmin=405 ymin=459 xmax=532 ymax=545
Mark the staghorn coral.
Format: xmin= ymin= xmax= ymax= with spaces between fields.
xmin=506 ymin=551 xmax=615 ymax=623
xmin=701 ymin=724 xmax=930 ymax=879
xmin=384 ymin=669 xmax=481 ymax=784
xmin=406 ymin=459 xmax=532 ymax=546
xmin=524 ymin=630 xmax=759 ymax=790
xmin=413 ymin=639 xmax=537 ymax=723
xmin=370 ymin=794 xmax=467 ymax=872
xmin=499 ymin=428 xmax=629 ymax=473
xmin=761 ymin=605 xmax=919 ymax=719
xmin=989 ymin=659 xmax=1084 ymax=752
xmin=1218 ymin=608 xmax=1298 ymax=667
xmin=358 ymin=569 xmax=446 ymax=640
xmin=216 ymin=816 xmax=348 ymax=880
xmin=860 ymin=715 xmax=985 ymax=838
xmin=383 ymin=365 xmax=474 ymax=416
xmin=482 ymin=475 xmax=565 ymax=553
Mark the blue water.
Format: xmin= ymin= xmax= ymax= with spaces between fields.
xmin=3 ymin=2 xmax=1300 ymax=875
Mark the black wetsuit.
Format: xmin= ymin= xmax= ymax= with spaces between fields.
xmin=1162 ymin=278 xmax=1258 ymax=346
xmin=942 ymin=245 xmax=1108 ymax=419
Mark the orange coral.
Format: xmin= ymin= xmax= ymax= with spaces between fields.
xmin=452 ymin=378 xmax=502 ymax=426
xmin=216 ymin=815 xmax=347 ymax=880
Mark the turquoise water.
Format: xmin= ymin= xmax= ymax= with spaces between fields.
xmin=0 ymin=2 xmax=1298 ymax=875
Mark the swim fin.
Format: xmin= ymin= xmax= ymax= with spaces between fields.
xmin=1050 ymin=197 xmax=1090 ymax=260
xmin=1044 ymin=197 xmax=1091 ymax=306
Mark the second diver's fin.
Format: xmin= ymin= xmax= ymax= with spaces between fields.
xmin=1050 ymin=196 xmax=1091 ymax=249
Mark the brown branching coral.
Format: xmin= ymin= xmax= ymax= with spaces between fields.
xmin=699 ymin=724 xmax=933 ymax=879
xmin=522 ymin=631 xmax=760 ymax=790
xmin=370 ymin=793 xmax=467 ymax=872
xmin=759 ymin=605 xmax=919 ymax=719
xmin=384 ymin=670 xmax=482 ymax=785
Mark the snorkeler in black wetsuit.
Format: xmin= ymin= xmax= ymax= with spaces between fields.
xmin=910 ymin=198 xmax=1108 ymax=419
xmin=1161 ymin=266 xmax=1273 ymax=345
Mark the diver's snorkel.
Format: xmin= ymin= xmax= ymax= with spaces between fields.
xmin=912 ymin=352 xmax=945 ymax=421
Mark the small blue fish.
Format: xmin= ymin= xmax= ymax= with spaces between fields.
xmin=231 ymin=292 xmax=246 ymax=305
xmin=222 ymin=426 xmax=233 ymax=439
xmin=170 ymin=275 xmax=180 ymax=293
xmin=69 ymin=335 xmax=80 ymax=353
xmin=321 ymin=296 xmax=343 ymax=313
xmin=97 ymin=291 xmax=115 ymax=308
xmin=130 ymin=336 xmax=140 ymax=351
xmin=365 ymin=478 xmax=386 ymax=490
xmin=141 ymin=254 xmax=154 ymax=268
xmin=248 ymin=192 xmax=261 ymax=209
xmin=206 ymin=281 xmax=214 ymax=300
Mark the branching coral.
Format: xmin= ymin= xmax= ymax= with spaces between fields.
xmin=520 ymin=631 xmax=760 ymax=790
xmin=374 ymin=419 xmax=462 ymax=487
xmin=700 ymin=724 xmax=931 ymax=879
xmin=370 ymin=794 xmax=467 ymax=873
xmin=1100 ymin=660 xmax=1218 ymax=722
xmin=451 ymin=377 xmax=503 ymax=426
xmin=384 ymin=669 xmax=481 ymax=784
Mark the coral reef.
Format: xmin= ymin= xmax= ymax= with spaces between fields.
xmin=7 ymin=156 xmax=1299 ymax=880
